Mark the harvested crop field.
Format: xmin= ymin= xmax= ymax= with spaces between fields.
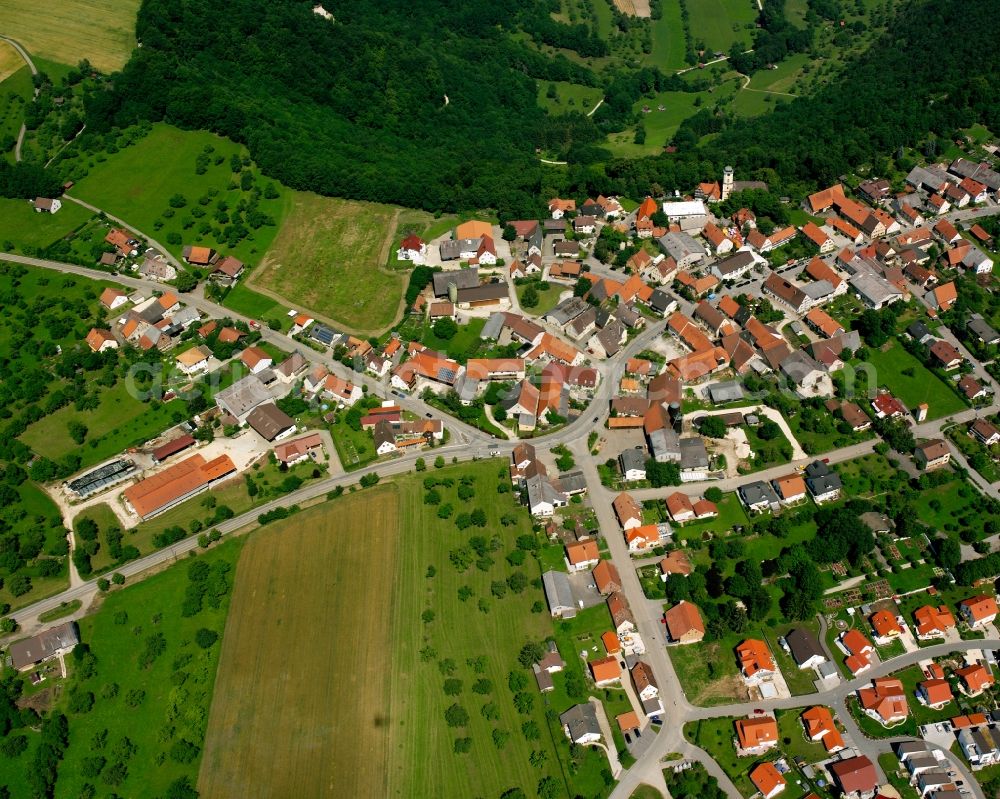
xmin=0 ymin=42 xmax=26 ymax=84
xmin=3 ymin=0 xmax=141 ymax=74
xmin=251 ymin=192 xmax=405 ymax=335
xmin=198 ymin=486 xmax=399 ymax=798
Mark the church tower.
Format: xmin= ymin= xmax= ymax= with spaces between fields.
xmin=721 ymin=165 xmax=734 ymax=201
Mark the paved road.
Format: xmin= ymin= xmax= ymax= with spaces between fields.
xmin=1 ymin=35 xmax=38 ymax=163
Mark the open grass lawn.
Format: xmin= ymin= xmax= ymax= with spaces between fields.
xmin=880 ymin=753 xmax=922 ymax=799
xmin=19 ymin=539 xmax=241 ymax=798
xmin=537 ymin=80 xmax=603 ymax=114
xmin=787 ymin=411 xmax=872 ymax=456
xmin=747 ymin=53 xmax=810 ymax=94
xmin=200 ymin=461 xmax=569 ymax=799
xmin=687 ymin=0 xmax=756 ymax=53
xmin=860 ymin=340 xmax=965 ymax=420
xmin=3 ymin=0 xmax=141 ymax=74
xmin=517 ymin=280 xmax=567 ymax=317
xmin=671 ymin=493 xmax=750 ymax=542
xmin=71 ymin=123 xmax=291 ymax=263
xmin=420 ymin=316 xmax=487 ymax=362
xmin=0 ymin=66 xmax=33 ymax=161
xmin=684 ymin=716 xmax=758 ymax=797
xmin=219 ymin=282 xmax=289 ymax=329
xmin=630 ymin=786 xmax=665 ymax=799
xmin=835 ymin=452 xmax=903 ymax=499
xmin=646 ymin=0 xmax=687 ymax=70
xmin=251 ymin=192 xmax=404 ymax=335
xmin=0 ymin=197 xmax=95 ymax=251
xmin=20 ymin=381 xmax=190 ymax=470
xmin=775 ymin=709 xmax=828 ymax=761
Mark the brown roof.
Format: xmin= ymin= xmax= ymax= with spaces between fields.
xmin=241 ymin=346 xmax=271 ymax=369
xmin=99 ymin=287 xmax=126 ymax=307
xmin=123 ymin=454 xmax=235 ymax=518
xmin=612 ymin=492 xmax=642 ymax=526
xmin=916 ymin=438 xmax=950 ymax=461
xmin=592 ymin=560 xmax=621 ymax=594
xmin=659 ymin=550 xmax=693 ymax=576
xmin=749 ymin=762 xmax=785 ymax=797
xmin=829 ymin=756 xmax=877 ymax=794
xmin=85 ymin=328 xmax=115 ymax=351
xmin=664 ymin=600 xmax=704 ymax=640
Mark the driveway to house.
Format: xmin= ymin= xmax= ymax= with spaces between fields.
xmin=690 ymin=403 xmax=808 ymax=461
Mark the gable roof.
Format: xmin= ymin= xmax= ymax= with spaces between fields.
xmin=664 ymin=600 xmax=704 ymax=640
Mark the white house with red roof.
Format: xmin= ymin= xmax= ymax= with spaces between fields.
xmin=397 ymin=234 xmax=428 ymax=265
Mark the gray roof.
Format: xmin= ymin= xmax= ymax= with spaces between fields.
xmin=679 ymin=437 xmax=708 ymax=470
xmin=806 ymin=471 xmax=842 ymax=496
xmin=962 ymin=244 xmax=992 ymax=268
xmin=780 ymin=350 xmax=824 ymax=385
xmin=527 ymin=474 xmax=567 ymax=510
xmin=740 ymin=480 xmax=779 ymax=506
xmin=906 ymin=164 xmax=949 ymax=191
xmin=8 ymin=621 xmax=79 ymax=670
xmin=648 ymin=428 xmax=680 ymax=461
xmin=560 ymin=703 xmax=601 ymax=742
xmin=907 ymin=321 xmax=933 ymax=341
xmin=456 ymin=283 xmax=508 ymax=303
xmin=712 ymin=250 xmax=756 ymax=277
xmin=532 ymin=662 xmax=554 ymax=692
xmin=481 ymin=312 xmax=506 ymax=340
xmin=168 ymin=306 xmax=201 ymax=328
xmin=658 ymin=232 xmax=704 ymax=262
xmin=245 ymin=403 xmax=295 ymax=441
xmin=556 ymin=470 xmax=588 ymax=494
xmin=216 ymin=374 xmax=273 ymax=419
xmin=439 ymin=238 xmax=483 ymax=261
xmin=895 ymin=741 xmax=932 ymax=758
xmin=542 ymin=570 xmax=576 ymax=616
xmin=802 ymin=279 xmax=834 ymax=300
xmin=785 ymin=628 xmax=825 ymax=666
xmin=619 ymin=448 xmax=647 ymax=474
xmin=969 ymin=315 xmax=1000 ymax=344
xmin=595 ymin=320 xmax=624 ymax=356
xmin=567 ymin=306 xmax=598 ymax=338
xmin=708 ymin=381 xmax=744 ymax=404
xmin=545 ymin=296 xmax=590 ymax=327
xmin=949 ymin=157 xmax=1000 ymax=191
xmin=649 ymin=289 xmax=674 ymax=313
xmin=432 ymin=267 xmax=479 ymax=295
xmin=850 ymin=271 xmax=903 ymax=306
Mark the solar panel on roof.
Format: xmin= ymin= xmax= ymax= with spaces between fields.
xmin=438 ymin=368 xmax=457 ymax=383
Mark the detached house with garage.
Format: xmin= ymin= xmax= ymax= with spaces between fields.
xmin=959 ymin=595 xmax=999 ymax=628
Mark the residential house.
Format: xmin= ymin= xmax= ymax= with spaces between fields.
xmin=212 ymin=256 xmax=244 ymax=284
xmin=772 ymin=474 xmax=807 ymax=505
xmin=913 ymin=605 xmax=957 ymax=640
xmin=397 ymin=234 xmax=428 ymax=264
xmin=85 ymin=328 xmax=117 ymax=353
xmin=664 ymin=600 xmax=704 ymax=644
xmin=840 ymin=629 xmax=874 ymax=676
xmin=659 ymin=550 xmax=693 ymax=580
xmin=625 ymin=524 xmax=664 ymax=552
xmin=917 ymin=679 xmax=953 ymax=709
xmin=927 ymin=281 xmax=958 ymax=312
xmin=735 ymin=717 xmax=779 ymax=755
xmin=589 ymin=656 xmax=621 ymax=687
xmin=182 ymin=245 xmax=217 ymax=265
xmin=829 ymin=755 xmax=878 ymax=798
xmin=735 ymin=638 xmax=775 ymax=684
xmin=560 ymin=704 xmax=601 ymax=744
xmin=959 ymin=595 xmax=998 ymax=628
xmin=956 ymin=664 xmax=995 ymax=696
xmin=592 ymin=560 xmax=621 ymax=595
xmin=858 ymin=677 xmax=908 ymax=725
xmin=914 ymin=439 xmax=951 ymax=470
xmin=702 ymin=222 xmax=734 ymax=255
xmin=33 ymin=197 xmax=61 ymax=214
xmin=240 ymin=346 xmax=273 ymax=374
xmin=804 ymin=460 xmax=842 ymax=503
xmin=99 ymin=287 xmax=128 ymax=310
xmin=870 ymin=609 xmax=903 ymax=643
xmin=612 ymin=492 xmax=643 ymax=530
xmin=802 ymin=221 xmax=836 ymax=253
xmin=785 ymin=628 xmax=826 ymax=670
xmin=801 ymin=706 xmax=845 ymax=753
xmin=175 ymin=344 xmax=212 ymax=375
xmin=565 ymin=540 xmax=600 ymax=573
xmin=971 ymin=419 xmax=1000 ymax=447
xmin=619 ymin=448 xmax=648 ymax=482
xmin=273 ymin=433 xmax=324 ymax=466
xmin=548 ymin=198 xmax=576 ymax=219
xmin=958 ymin=726 xmax=1000 ymax=768
xmin=739 ymin=480 xmax=780 ymax=513
xmin=750 ymin=763 xmax=786 ymax=799
xmin=929 ymin=340 xmax=963 ymax=370
xmin=763 ymin=273 xmax=814 ymax=314
xmin=246 ymin=403 xmax=296 ymax=442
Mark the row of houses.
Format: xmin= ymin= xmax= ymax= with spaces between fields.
xmin=737 ymin=460 xmax=842 ymax=513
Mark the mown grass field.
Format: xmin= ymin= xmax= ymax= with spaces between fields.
xmin=645 ymin=0 xmax=687 ymax=71
xmin=0 ymin=66 xmax=33 ymax=162
xmin=0 ymin=197 xmax=95 ymax=251
xmin=251 ymin=192 xmax=405 ymax=335
xmin=861 ymin=340 xmax=965 ymax=420
xmin=200 ymin=462 xmax=565 ymax=799
xmin=2 ymin=0 xmax=141 ymax=74
xmin=686 ymin=0 xmax=756 ymax=53
xmin=0 ymin=41 xmax=26 ymax=83
xmin=70 ymin=123 xmax=291 ymax=263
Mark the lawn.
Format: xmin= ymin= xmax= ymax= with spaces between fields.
xmin=909 ymin=473 xmax=997 ymax=541
xmin=0 ymin=66 xmax=34 ymax=161
xmin=668 ymin=636 xmax=747 ymax=707
xmin=200 ymin=462 xmax=569 ymax=799
xmin=20 ymin=380 xmax=190 ymax=470
xmin=70 ymin=123 xmax=291 ymax=263
xmin=537 ymin=80 xmax=603 ymax=114
xmin=0 ymin=539 xmax=244 ymax=799
xmin=250 ymin=192 xmax=404 ymax=335
xmin=775 ymin=708 xmax=827 ymax=762
xmin=517 ymin=280 xmax=567 ymax=317
xmin=2 ymin=0 xmax=141 ymax=73
xmin=645 ymin=0 xmax=687 ymax=71
xmin=683 ymin=716 xmax=758 ymax=797
xmin=219 ymin=282 xmax=289 ymax=329
xmin=880 ymin=753 xmax=922 ymax=799
xmin=670 ymin=493 xmax=750 ymax=542
xmin=686 ymin=0 xmax=756 ymax=54
xmin=607 ymin=91 xmax=706 ymax=156
xmin=0 ymin=197 xmax=95 ymax=252
xmin=859 ymin=339 xmax=965 ymax=420
xmin=948 ymin=425 xmax=1000 ymax=483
